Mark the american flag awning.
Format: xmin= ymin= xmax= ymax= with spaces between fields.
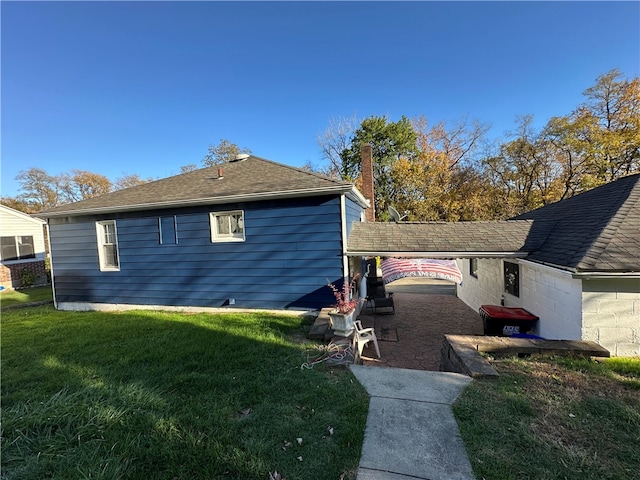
xmin=380 ymin=258 xmax=463 ymax=285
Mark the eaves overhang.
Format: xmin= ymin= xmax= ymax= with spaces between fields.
xmin=35 ymin=185 xmax=355 ymax=219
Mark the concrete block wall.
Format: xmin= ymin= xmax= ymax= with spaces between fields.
xmin=458 ymin=258 xmax=583 ymax=340
xmin=519 ymin=260 xmax=583 ymax=340
xmin=582 ymin=278 xmax=640 ymax=356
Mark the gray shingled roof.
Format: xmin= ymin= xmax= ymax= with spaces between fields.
xmin=515 ymin=173 xmax=640 ymax=273
xmin=347 ymin=220 xmax=547 ymax=257
xmin=38 ymin=156 xmax=366 ymax=217
xmin=347 ymin=173 xmax=640 ymax=274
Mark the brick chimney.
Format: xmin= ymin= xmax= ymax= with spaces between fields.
xmin=361 ymin=143 xmax=375 ymax=222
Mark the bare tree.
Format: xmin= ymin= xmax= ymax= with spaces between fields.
xmin=113 ymin=173 xmax=154 ymax=191
xmin=317 ymin=114 xmax=360 ymax=178
xmin=203 ymin=139 xmax=252 ymax=166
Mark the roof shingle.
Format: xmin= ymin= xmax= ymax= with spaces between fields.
xmin=39 ymin=156 xmax=360 ymax=217
xmin=515 ymin=173 xmax=640 ymax=272
xmin=347 ymin=220 xmax=547 ymax=257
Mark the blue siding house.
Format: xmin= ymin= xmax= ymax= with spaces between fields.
xmin=38 ymin=156 xmax=369 ymax=312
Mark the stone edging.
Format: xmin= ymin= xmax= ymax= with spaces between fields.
xmin=441 ymin=334 xmax=610 ymax=378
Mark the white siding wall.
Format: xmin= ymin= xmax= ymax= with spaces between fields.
xmin=582 ymin=278 xmax=640 ymax=357
xmin=0 ymin=206 xmax=46 ymax=262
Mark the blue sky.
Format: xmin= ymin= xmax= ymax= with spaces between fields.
xmin=2 ymin=1 xmax=639 ymax=198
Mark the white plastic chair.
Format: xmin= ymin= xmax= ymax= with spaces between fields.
xmin=353 ymin=320 xmax=380 ymax=358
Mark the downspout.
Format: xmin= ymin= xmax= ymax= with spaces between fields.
xmin=45 ymin=219 xmax=58 ymax=310
xmin=340 ymin=194 xmax=349 ymax=282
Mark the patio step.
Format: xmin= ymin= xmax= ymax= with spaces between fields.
xmin=308 ymin=308 xmax=335 ymax=341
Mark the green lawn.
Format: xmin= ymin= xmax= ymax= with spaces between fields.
xmin=0 ymin=285 xmax=53 ymax=309
xmin=453 ymin=355 xmax=640 ymax=480
xmin=1 ymin=306 xmax=369 ymax=480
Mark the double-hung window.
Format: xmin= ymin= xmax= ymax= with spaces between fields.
xmin=96 ymin=220 xmax=120 ymax=271
xmin=210 ymin=211 xmax=245 ymax=242
xmin=0 ymin=236 xmax=35 ymax=261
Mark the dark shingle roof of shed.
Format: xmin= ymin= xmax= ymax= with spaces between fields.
xmin=39 ymin=156 xmax=358 ymax=217
xmin=347 ymin=174 xmax=640 ymax=273
xmin=347 ymin=220 xmax=547 ymax=257
xmin=514 ymin=173 xmax=640 ymax=272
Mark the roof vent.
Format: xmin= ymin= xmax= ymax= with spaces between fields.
xmin=232 ymin=154 xmax=250 ymax=162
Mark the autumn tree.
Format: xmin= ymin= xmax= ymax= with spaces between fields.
xmin=390 ymin=116 xmax=490 ymax=221
xmin=15 ymin=168 xmax=62 ymax=211
xmin=542 ymin=69 xmax=640 ymax=192
xmin=14 ymin=167 xmax=120 ymax=211
xmin=0 ymin=197 xmax=37 ymax=214
xmin=58 ymin=169 xmax=112 ymax=203
xmin=203 ymin=139 xmax=252 ymax=166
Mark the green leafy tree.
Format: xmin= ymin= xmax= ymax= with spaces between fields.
xmin=340 ymin=115 xmax=418 ymax=219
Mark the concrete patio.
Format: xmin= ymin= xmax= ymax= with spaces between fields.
xmin=357 ymin=278 xmax=484 ymax=370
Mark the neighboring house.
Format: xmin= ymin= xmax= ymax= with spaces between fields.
xmin=37 ymin=156 xmax=369 ymax=311
xmin=347 ymin=173 xmax=640 ymax=356
xmin=0 ymin=205 xmax=48 ymax=289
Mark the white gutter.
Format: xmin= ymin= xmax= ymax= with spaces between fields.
xmin=340 ymin=195 xmax=349 ymax=280
xmin=346 ymin=251 xmax=529 ymax=258
xmin=520 ymin=258 xmax=640 ymax=279
xmin=36 ymin=185 xmax=354 ymax=219
xmin=345 ymin=187 xmax=370 ymax=209
xmin=572 ymin=272 xmax=640 ymax=279
xmin=44 ymin=221 xmax=58 ymax=309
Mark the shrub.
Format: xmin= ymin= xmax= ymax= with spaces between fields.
xmin=20 ymin=268 xmax=36 ymax=287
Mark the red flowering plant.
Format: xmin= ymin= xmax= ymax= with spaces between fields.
xmin=327 ymin=274 xmax=362 ymax=314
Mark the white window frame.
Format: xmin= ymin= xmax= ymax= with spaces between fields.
xmin=96 ymin=220 xmax=120 ymax=271
xmin=210 ymin=210 xmax=245 ymax=242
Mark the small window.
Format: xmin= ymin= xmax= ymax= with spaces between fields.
xmin=96 ymin=221 xmax=120 ymax=271
xmin=0 ymin=236 xmax=35 ymax=261
xmin=504 ymin=261 xmax=520 ymax=297
xmin=470 ymin=258 xmax=478 ymax=278
xmin=159 ymin=216 xmax=177 ymax=245
xmin=210 ymin=211 xmax=245 ymax=242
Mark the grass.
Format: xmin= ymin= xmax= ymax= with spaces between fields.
xmin=1 ymin=306 xmax=369 ymax=480
xmin=453 ymin=355 xmax=640 ymax=480
xmin=0 ymin=285 xmax=53 ymax=309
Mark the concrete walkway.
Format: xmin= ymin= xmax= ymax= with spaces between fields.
xmin=349 ymin=365 xmax=476 ymax=480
